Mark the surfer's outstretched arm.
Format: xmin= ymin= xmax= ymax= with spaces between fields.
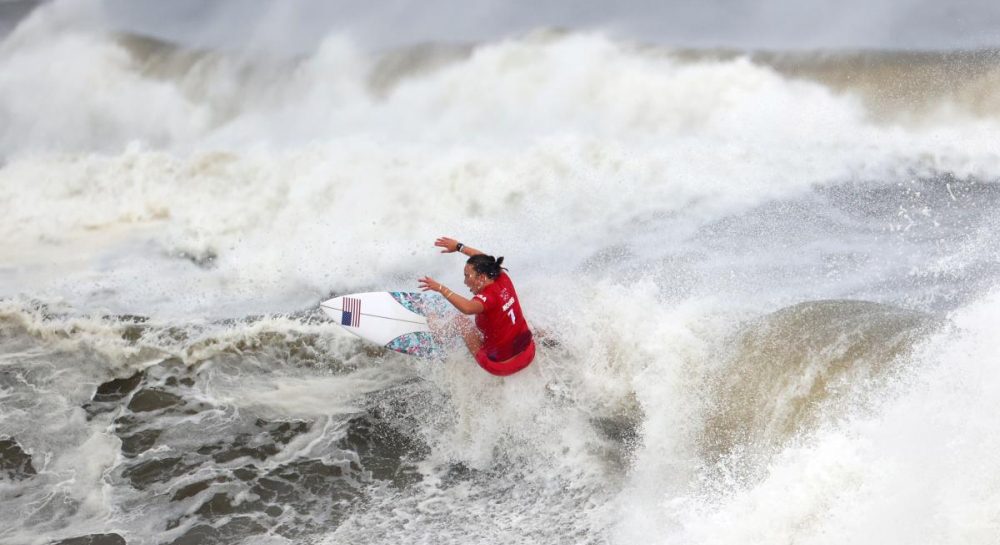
xmin=434 ymin=237 xmax=484 ymax=257
xmin=418 ymin=276 xmax=485 ymax=315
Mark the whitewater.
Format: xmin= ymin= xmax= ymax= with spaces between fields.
xmin=1 ymin=1 xmax=999 ymax=544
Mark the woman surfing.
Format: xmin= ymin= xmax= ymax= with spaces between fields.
xmin=418 ymin=237 xmax=535 ymax=376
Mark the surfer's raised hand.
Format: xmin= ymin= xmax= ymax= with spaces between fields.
xmin=435 ymin=237 xmax=460 ymax=253
xmin=418 ymin=276 xmax=443 ymax=292
xmin=434 ymin=237 xmax=484 ymax=256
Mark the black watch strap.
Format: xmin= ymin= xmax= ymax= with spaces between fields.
xmin=456 ymin=242 xmax=465 ymax=252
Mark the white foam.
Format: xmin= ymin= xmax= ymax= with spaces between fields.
xmin=615 ymin=290 xmax=1000 ymax=544
xmin=3 ymin=27 xmax=1000 ymax=317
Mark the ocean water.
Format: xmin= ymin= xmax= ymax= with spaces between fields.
xmin=2 ymin=2 xmax=1000 ymax=544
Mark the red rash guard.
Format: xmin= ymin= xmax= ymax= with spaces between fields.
xmin=472 ymin=272 xmax=534 ymax=373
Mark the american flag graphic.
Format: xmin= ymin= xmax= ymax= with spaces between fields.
xmin=341 ymin=297 xmax=361 ymax=327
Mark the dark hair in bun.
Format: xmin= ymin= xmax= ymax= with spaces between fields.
xmin=466 ymin=254 xmax=506 ymax=279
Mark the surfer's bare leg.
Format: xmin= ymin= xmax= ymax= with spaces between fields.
xmin=451 ymin=315 xmax=482 ymax=356
xmin=424 ymin=313 xmax=446 ymax=335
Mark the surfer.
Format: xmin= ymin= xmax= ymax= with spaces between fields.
xmin=418 ymin=237 xmax=535 ymax=376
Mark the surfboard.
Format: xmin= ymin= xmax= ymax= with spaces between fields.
xmin=320 ymin=292 xmax=455 ymax=358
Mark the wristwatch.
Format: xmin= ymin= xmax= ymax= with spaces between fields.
xmin=456 ymin=242 xmax=464 ymax=252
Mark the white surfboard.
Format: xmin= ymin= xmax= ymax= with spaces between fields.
xmin=320 ymin=291 xmax=454 ymax=358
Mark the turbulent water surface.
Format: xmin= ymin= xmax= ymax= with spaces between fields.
xmin=2 ymin=2 xmax=1000 ymax=544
